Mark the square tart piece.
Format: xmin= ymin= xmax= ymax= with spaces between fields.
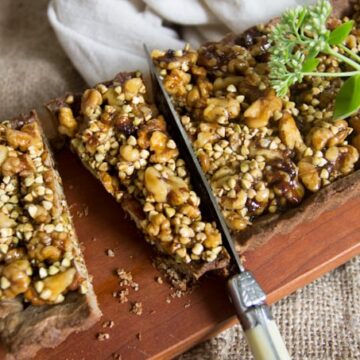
xmin=0 ymin=111 xmax=101 ymax=359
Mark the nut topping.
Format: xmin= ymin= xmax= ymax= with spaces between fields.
xmin=244 ymin=91 xmax=282 ymax=128
xmin=151 ymin=38 xmax=360 ymax=230
xmin=51 ymin=74 xmax=227 ymax=268
xmin=0 ymin=116 xmax=84 ymax=304
xmin=144 ymin=167 xmax=168 ymax=203
xmin=51 ymin=27 xmax=360 ymax=269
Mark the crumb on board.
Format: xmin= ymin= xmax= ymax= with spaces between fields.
xmin=79 ymin=241 xmax=86 ymax=252
xmin=77 ymin=208 xmax=88 ymax=218
xmin=70 ymin=203 xmax=90 ymax=218
xmin=92 ymin=237 xmax=97 ymax=241
xmin=116 ymin=268 xmax=140 ymax=290
xmin=77 ymin=204 xmax=89 ymax=218
xmin=136 ymin=333 xmax=142 ymax=341
xmin=166 ymin=297 xmax=171 ymax=304
xmin=102 ymin=320 xmax=115 ymax=328
xmin=112 ymin=268 xmax=140 ymax=304
xmin=119 ymin=289 xmax=129 ymax=303
xmin=155 ymin=276 xmax=163 ymax=284
xmin=96 ymin=332 xmax=110 ymax=341
xmin=112 ymin=288 xmax=129 ymax=303
xmin=150 ymin=310 xmax=156 ymax=315
xmin=152 ymin=258 xmax=192 ymax=294
xmin=106 ymin=249 xmax=115 ymax=257
xmin=116 ymin=268 xmax=133 ymax=286
xmin=112 ymin=353 xmax=122 ymax=360
xmin=171 ymin=288 xmax=185 ymax=299
xmin=184 ymin=302 xmax=191 ymax=309
xmin=131 ymin=282 xmax=139 ymax=291
xmin=130 ymin=302 xmax=143 ymax=315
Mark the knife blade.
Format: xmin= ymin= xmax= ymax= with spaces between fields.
xmin=144 ymin=44 xmax=291 ymax=360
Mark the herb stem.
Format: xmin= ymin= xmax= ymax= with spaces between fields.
xmin=302 ymin=70 xmax=360 ymax=77
xmin=325 ymin=46 xmax=360 ymax=71
xmin=338 ymin=44 xmax=360 ymax=63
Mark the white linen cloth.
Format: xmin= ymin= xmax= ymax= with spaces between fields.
xmin=48 ymin=0 xmax=315 ymax=85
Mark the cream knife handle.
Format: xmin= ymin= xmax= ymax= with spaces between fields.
xmin=228 ymin=273 xmax=291 ymax=360
xmin=243 ymin=306 xmax=291 ymax=360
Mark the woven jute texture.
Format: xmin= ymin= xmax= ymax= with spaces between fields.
xmin=0 ymin=1 xmax=359 ymax=359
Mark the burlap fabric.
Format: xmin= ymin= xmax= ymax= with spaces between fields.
xmin=1 ymin=1 xmax=359 ymax=359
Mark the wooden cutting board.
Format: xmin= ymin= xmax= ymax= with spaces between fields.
xmin=13 ymin=148 xmax=360 ymax=359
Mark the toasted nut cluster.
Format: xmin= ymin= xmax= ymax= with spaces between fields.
xmin=52 ymin=73 xmax=227 ymax=266
xmin=152 ymin=28 xmax=360 ymax=232
xmin=0 ymin=117 xmax=85 ymax=305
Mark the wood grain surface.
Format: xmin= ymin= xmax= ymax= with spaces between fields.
xmin=3 ymin=148 xmax=359 ymax=360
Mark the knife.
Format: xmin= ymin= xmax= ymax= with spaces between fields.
xmin=144 ymin=45 xmax=291 ymax=360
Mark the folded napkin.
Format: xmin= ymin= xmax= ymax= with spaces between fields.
xmin=48 ymin=0 xmax=315 ymax=85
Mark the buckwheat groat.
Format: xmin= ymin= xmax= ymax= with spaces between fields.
xmin=152 ymin=11 xmax=360 ymax=251
xmin=0 ymin=112 xmax=101 ymax=359
xmin=47 ymin=73 xmax=230 ymax=279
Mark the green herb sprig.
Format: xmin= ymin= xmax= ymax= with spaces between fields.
xmin=269 ymin=0 xmax=360 ymax=119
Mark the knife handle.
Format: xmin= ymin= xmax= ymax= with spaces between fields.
xmin=242 ymin=306 xmax=291 ymax=360
xmin=228 ymin=273 xmax=291 ymax=360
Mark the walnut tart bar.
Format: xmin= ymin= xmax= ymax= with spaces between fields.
xmin=0 ymin=111 xmax=101 ymax=359
xmin=47 ymin=73 xmax=230 ymax=280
